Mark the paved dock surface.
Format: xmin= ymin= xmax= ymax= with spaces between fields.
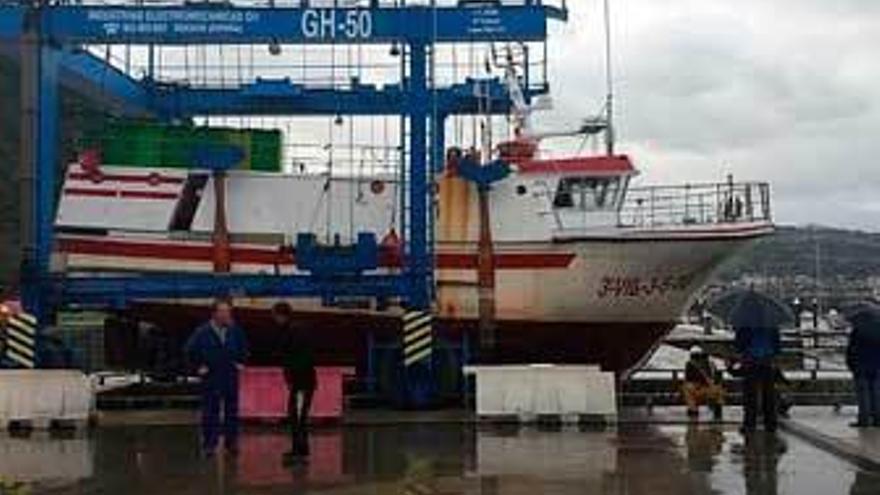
xmin=784 ymin=406 xmax=880 ymax=470
xmin=2 ymin=420 xmax=879 ymax=494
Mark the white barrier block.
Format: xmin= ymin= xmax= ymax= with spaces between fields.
xmin=0 ymin=371 xmax=94 ymax=426
xmin=464 ymin=364 xmax=617 ymax=418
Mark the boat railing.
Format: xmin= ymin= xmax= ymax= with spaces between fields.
xmin=618 ymin=181 xmax=772 ymax=230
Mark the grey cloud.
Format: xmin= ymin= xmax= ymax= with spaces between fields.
xmin=544 ymin=0 xmax=880 ymax=229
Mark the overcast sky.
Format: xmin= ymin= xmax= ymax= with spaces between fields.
xmin=543 ymin=0 xmax=879 ymax=231
xmin=104 ymin=0 xmax=878 ymax=230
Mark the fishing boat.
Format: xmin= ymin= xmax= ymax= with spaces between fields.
xmin=50 ymin=22 xmax=773 ymax=375
xmin=52 ymin=126 xmax=773 ymax=374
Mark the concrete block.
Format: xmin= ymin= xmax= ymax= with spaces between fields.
xmin=464 ymin=364 xmax=617 ymax=418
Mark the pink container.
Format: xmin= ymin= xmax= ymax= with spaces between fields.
xmin=239 ymin=367 xmax=354 ymax=421
xmin=237 ymin=431 xmax=345 ymax=486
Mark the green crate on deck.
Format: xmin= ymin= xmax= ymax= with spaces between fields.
xmin=100 ymin=123 xmax=164 ymax=167
xmin=90 ymin=123 xmax=282 ymax=172
xmin=250 ymin=130 xmax=283 ymax=172
xmin=159 ymin=125 xmax=197 ymax=168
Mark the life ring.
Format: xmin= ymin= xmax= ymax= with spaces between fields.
xmin=148 ymin=172 xmax=162 ymax=187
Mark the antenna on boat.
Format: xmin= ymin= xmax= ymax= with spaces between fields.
xmin=603 ymin=0 xmax=616 ymax=156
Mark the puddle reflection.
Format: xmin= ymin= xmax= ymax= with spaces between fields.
xmin=237 ymin=431 xmax=346 ymax=487
xmin=0 ymin=422 xmax=874 ymax=494
xmin=0 ymin=431 xmax=93 ymax=492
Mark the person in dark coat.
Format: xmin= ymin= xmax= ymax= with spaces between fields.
xmin=773 ymin=366 xmax=794 ymax=419
xmin=846 ymin=309 xmax=880 ymax=427
xmin=184 ymin=298 xmax=248 ymax=456
xmin=733 ymin=300 xmax=782 ymax=434
xmin=728 ymin=361 xmax=793 ymax=419
xmin=272 ymin=302 xmax=317 ymax=461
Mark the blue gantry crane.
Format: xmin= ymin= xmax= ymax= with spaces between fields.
xmin=0 ymin=0 xmax=567 ymax=402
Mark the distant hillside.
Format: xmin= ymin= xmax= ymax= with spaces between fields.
xmin=717 ymin=225 xmax=880 ymax=282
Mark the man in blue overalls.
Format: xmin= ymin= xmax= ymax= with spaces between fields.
xmin=185 ymin=298 xmax=248 ymax=456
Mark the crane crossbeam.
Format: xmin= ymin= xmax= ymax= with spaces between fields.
xmin=0 ymin=4 xmax=561 ymax=44
xmin=48 ymin=274 xmax=406 ymax=307
xmin=151 ymin=78 xmax=545 ymax=118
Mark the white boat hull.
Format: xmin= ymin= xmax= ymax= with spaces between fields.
xmin=53 ymin=163 xmax=772 ymax=372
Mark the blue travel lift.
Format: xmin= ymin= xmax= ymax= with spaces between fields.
xmin=1 ymin=1 xmax=567 ymax=405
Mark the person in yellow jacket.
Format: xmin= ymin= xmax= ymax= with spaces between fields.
xmin=682 ymin=346 xmax=725 ymax=421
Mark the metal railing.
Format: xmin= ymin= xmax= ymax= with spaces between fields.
xmin=620 ymin=181 xmax=772 ymax=229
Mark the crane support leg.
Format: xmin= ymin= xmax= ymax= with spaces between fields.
xmin=408 ymin=41 xmax=430 ymax=311
xmin=403 ymin=41 xmax=435 ymax=406
xmin=18 ymin=11 xmax=59 ymax=366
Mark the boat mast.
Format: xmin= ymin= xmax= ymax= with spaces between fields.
xmin=603 ymin=0 xmax=616 ymax=156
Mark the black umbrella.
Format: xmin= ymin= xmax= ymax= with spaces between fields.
xmin=843 ymin=302 xmax=880 ymax=346
xmin=708 ymin=288 xmax=795 ymax=329
xmin=843 ymin=301 xmax=880 ymax=323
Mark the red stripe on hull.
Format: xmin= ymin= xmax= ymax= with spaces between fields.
xmin=56 ymin=237 xmax=576 ymax=270
xmin=119 ymin=191 xmax=180 ymax=200
xmin=110 ymin=302 xmax=669 ymax=374
xmin=436 ymin=252 xmax=574 ymax=269
xmin=554 ymin=224 xmax=774 ymax=243
xmin=517 ymin=155 xmax=635 ymax=176
xmin=63 ymin=188 xmax=117 ymax=198
xmin=57 ymin=237 xmax=293 ymax=265
xmin=63 ymin=189 xmax=180 ymax=201
xmin=68 ymin=172 xmax=186 ymax=185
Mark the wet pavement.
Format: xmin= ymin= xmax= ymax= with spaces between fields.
xmin=786 ymin=406 xmax=880 ymax=468
xmin=1 ymin=422 xmax=879 ymax=495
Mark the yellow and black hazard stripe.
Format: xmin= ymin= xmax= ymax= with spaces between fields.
xmin=402 ymin=310 xmax=433 ymax=367
xmin=4 ymin=311 xmax=37 ymax=368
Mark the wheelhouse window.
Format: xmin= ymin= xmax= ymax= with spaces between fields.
xmin=553 ymin=177 xmax=622 ymax=211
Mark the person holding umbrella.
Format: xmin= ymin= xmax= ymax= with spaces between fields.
xmin=729 ymin=290 xmax=785 ymax=434
xmin=845 ymin=302 xmax=880 ymax=428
